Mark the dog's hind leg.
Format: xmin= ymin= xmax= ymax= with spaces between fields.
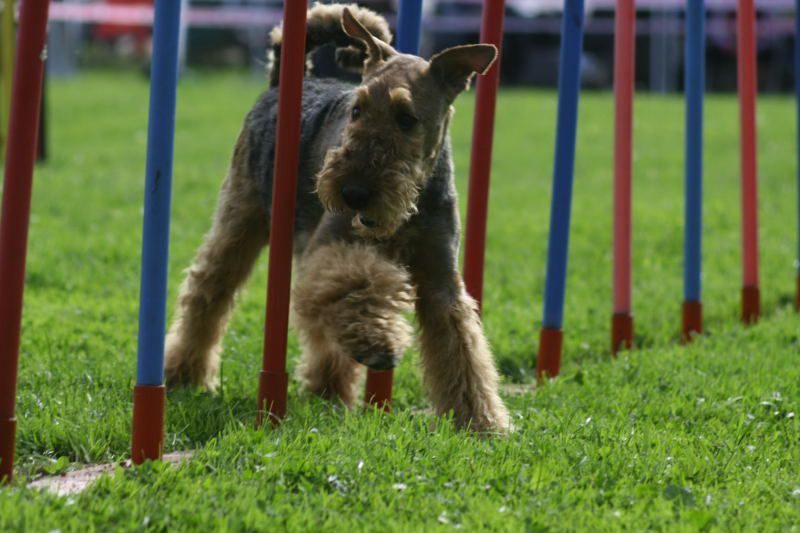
xmin=292 ymin=241 xmax=414 ymax=406
xmin=164 ymin=131 xmax=268 ymax=390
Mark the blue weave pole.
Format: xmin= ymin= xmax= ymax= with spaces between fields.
xmin=135 ymin=0 xmax=182 ymax=386
xmin=541 ymin=0 xmax=585 ymax=329
xmin=684 ymin=0 xmax=704 ymax=304
xmin=796 ymin=0 xmax=800 ymax=286
xmin=396 ymin=0 xmax=423 ymax=54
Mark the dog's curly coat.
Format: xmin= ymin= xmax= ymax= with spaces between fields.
xmin=164 ymin=3 xmax=510 ymax=432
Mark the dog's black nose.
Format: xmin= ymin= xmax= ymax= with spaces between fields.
xmin=340 ymin=185 xmax=371 ymax=210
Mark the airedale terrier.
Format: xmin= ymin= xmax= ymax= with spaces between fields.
xmin=163 ymin=3 xmax=509 ymax=432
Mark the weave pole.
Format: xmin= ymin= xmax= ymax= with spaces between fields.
xmin=0 ymin=0 xmax=50 ymax=483
xmin=795 ymin=0 xmax=800 ymax=313
xmin=256 ymin=0 xmax=308 ymax=426
xmin=683 ymin=0 xmax=705 ymax=341
xmin=37 ymin=69 xmax=46 ymax=162
xmin=364 ymin=0 xmax=423 ymax=410
xmin=535 ymin=0 xmax=585 ymax=381
xmin=463 ymin=0 xmax=506 ymax=309
xmin=1 ymin=0 xmax=14 ymax=149
xmin=737 ymin=0 xmax=760 ymax=324
xmin=611 ymin=0 xmax=635 ymax=355
xmin=131 ymin=0 xmax=182 ymax=464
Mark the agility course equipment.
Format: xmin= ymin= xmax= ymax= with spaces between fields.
xmin=362 ymin=0 xmax=425 ymax=411
xmin=130 ymin=0 xmax=182 ymax=464
xmin=611 ymin=0 xmax=635 ymax=355
xmin=683 ymin=0 xmax=704 ymax=340
xmin=0 ymin=0 xmax=50 ymax=483
xmin=538 ymin=0 xmax=768 ymax=379
xmin=535 ymin=0 xmax=585 ymax=380
xmin=738 ymin=0 xmax=760 ymax=324
xmin=463 ymin=0 xmax=506 ymax=309
xmin=256 ymin=0 xmax=308 ymax=426
xmin=797 ymin=0 xmax=800 ymax=313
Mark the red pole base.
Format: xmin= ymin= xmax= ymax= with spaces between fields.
xmin=611 ymin=313 xmax=633 ymax=355
xmin=0 ymin=417 xmax=16 ymax=483
xmin=682 ymin=300 xmax=703 ymax=342
xmin=536 ymin=327 xmax=563 ymax=382
xmin=364 ymin=369 xmax=392 ymax=412
xmin=741 ymin=285 xmax=760 ymax=324
xmin=256 ymin=369 xmax=288 ymax=427
xmin=795 ymin=274 xmax=800 ymax=313
xmin=131 ymin=384 xmax=165 ymax=465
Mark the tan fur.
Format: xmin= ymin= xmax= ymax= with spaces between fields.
xmin=167 ymin=6 xmax=511 ymax=433
xmin=314 ymin=18 xmax=493 ymax=242
xmin=293 ymin=243 xmax=414 ymax=405
xmin=389 ymin=87 xmax=413 ymax=107
xmin=163 ymin=131 xmax=268 ymax=390
xmin=315 ymin=56 xmax=440 ymax=240
xmin=416 ymin=283 xmax=510 ymax=432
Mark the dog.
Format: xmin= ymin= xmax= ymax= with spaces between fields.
xmin=163 ymin=3 xmax=509 ymax=432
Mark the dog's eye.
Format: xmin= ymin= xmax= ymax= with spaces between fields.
xmin=351 ymin=105 xmax=361 ymax=121
xmin=395 ymin=111 xmax=418 ymax=132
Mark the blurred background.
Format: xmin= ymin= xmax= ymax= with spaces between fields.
xmin=40 ymin=0 xmax=797 ymax=93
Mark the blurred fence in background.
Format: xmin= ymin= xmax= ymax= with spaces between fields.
xmin=43 ymin=0 xmax=798 ymax=92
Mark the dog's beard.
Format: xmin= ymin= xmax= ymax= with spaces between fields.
xmin=316 ymin=147 xmax=425 ymax=240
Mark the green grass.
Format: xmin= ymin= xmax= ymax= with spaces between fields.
xmin=1 ymin=70 xmax=799 ymax=530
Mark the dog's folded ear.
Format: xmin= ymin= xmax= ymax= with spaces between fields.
xmin=342 ymin=7 xmax=396 ymax=73
xmin=428 ymin=44 xmax=498 ymax=99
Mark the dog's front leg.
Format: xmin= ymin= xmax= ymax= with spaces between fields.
xmin=410 ymin=230 xmax=510 ymax=432
xmin=293 ymin=239 xmax=415 ymax=406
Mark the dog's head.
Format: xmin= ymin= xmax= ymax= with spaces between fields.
xmin=316 ymin=8 xmax=497 ymax=239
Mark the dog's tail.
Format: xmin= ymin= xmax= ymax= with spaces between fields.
xmin=267 ymin=2 xmax=392 ymax=89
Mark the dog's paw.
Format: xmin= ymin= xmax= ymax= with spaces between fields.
xmin=450 ymin=400 xmax=512 ymax=435
xmin=164 ymin=358 xmax=220 ymax=392
xmin=353 ymin=349 xmax=399 ymax=371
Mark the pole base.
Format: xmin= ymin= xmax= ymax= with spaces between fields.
xmin=364 ymin=369 xmax=392 ymax=412
xmin=131 ymin=385 xmax=165 ymax=465
xmin=741 ymin=285 xmax=760 ymax=325
xmin=611 ymin=313 xmax=633 ymax=355
xmin=0 ymin=417 xmax=16 ymax=483
xmin=682 ymin=300 xmax=703 ymax=342
xmin=536 ymin=327 xmax=563 ymax=382
xmin=256 ymin=369 xmax=288 ymax=427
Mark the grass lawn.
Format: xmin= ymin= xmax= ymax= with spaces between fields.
xmin=1 ymin=70 xmax=799 ymax=530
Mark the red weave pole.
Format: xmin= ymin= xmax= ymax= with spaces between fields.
xmin=682 ymin=300 xmax=703 ymax=342
xmin=256 ymin=1 xmax=308 ymax=427
xmin=462 ymin=0 xmax=506 ymax=310
xmin=535 ymin=327 xmax=563 ymax=383
xmin=131 ymin=385 xmax=165 ymax=463
xmin=737 ymin=0 xmax=760 ymax=324
xmin=364 ymin=370 xmax=392 ymax=412
xmin=0 ymin=0 xmax=51 ymax=484
xmin=0 ymin=0 xmax=50 ymax=481
xmin=611 ymin=0 xmax=636 ymax=355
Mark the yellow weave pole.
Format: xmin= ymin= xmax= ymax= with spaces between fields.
xmin=1 ymin=0 xmax=15 ymax=152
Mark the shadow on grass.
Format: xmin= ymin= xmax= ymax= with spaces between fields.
xmin=165 ymin=389 xmax=257 ymax=451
